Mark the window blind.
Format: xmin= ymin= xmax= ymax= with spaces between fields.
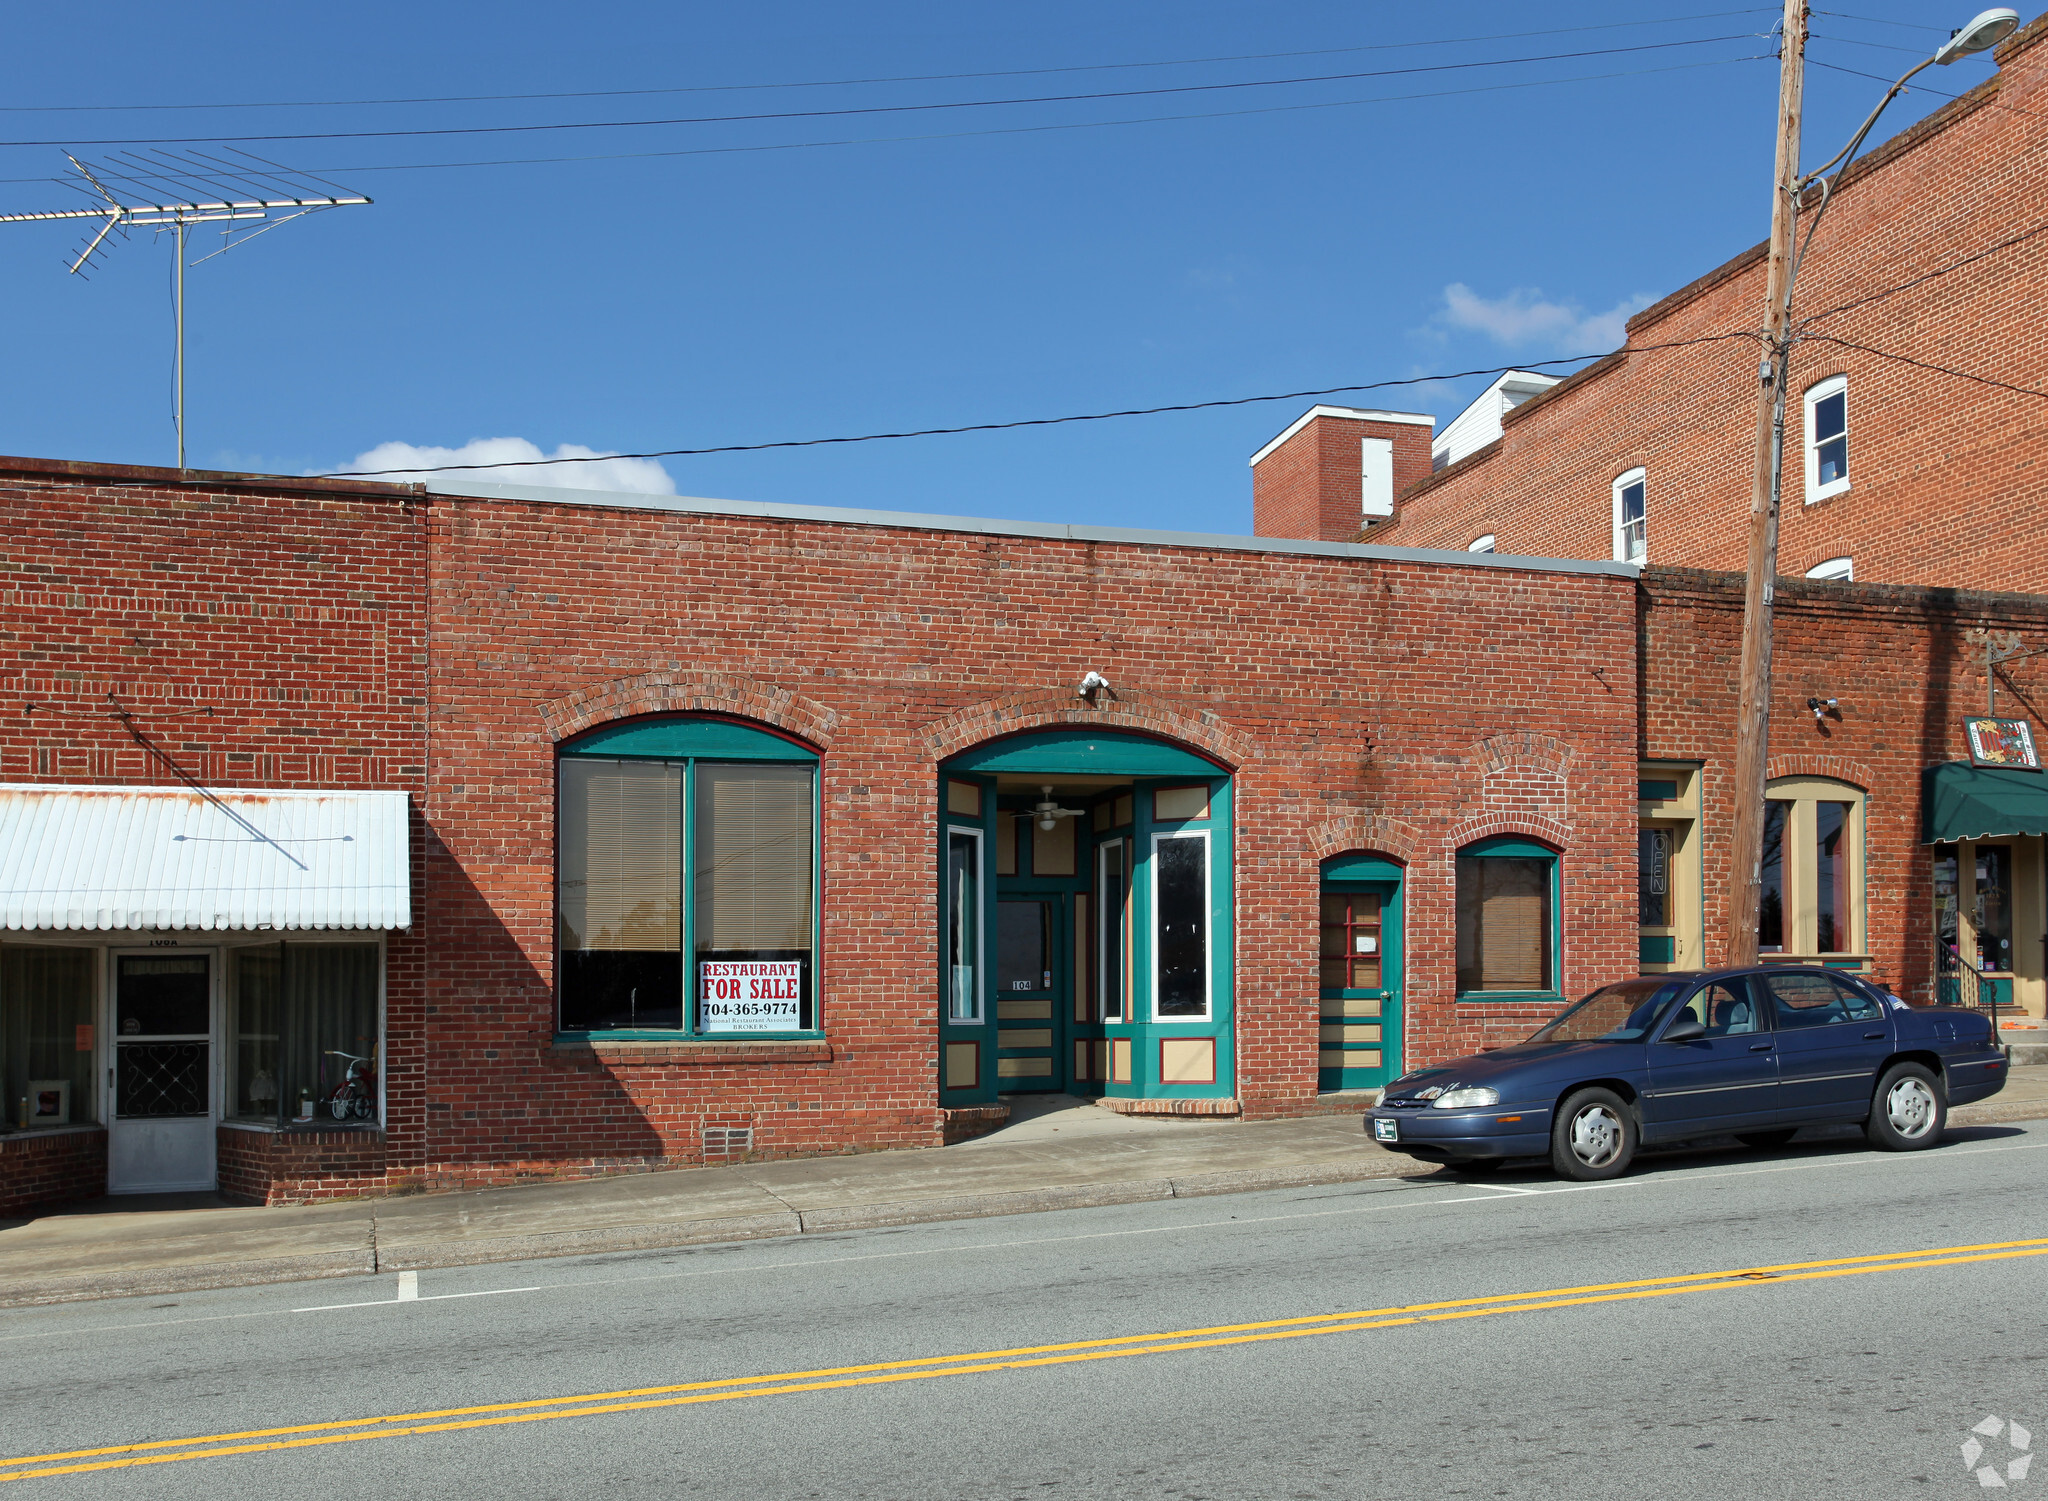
xmin=695 ymin=764 xmax=813 ymax=953
xmin=558 ymin=758 xmax=682 ymax=951
xmin=1456 ymin=857 xmax=1550 ymax=992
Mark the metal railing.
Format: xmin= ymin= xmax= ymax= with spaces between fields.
xmin=1934 ymin=938 xmax=2001 ymax=1033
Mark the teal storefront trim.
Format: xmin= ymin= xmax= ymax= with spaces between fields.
xmin=1318 ymin=854 xmax=1403 ymax=1094
xmin=943 ymin=727 xmax=1227 ymax=778
xmin=564 ymin=715 xmax=818 ymax=762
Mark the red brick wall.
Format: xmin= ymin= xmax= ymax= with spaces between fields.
xmin=0 ymin=1127 xmax=105 ymax=1214
xmin=425 ymin=494 xmax=1640 ymax=1145
xmin=0 ymin=458 xmax=428 ymax=1206
xmin=217 ymin=1125 xmax=389 ymax=1206
xmin=1643 ymin=565 xmax=2048 ymax=994
xmin=1252 ymin=413 xmax=1434 ymax=543
xmin=1390 ymin=16 xmax=2048 ymax=592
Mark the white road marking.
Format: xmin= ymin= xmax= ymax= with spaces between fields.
xmin=6 ymin=1133 xmax=2043 ymax=1341
xmin=396 ymin=1271 xmax=418 ymax=1302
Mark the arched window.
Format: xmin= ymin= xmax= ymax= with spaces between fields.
xmin=1611 ymin=468 xmax=1646 ymax=563
xmin=1805 ymin=556 xmax=1853 ymax=582
xmin=1455 ymin=836 xmax=1560 ymax=997
xmin=1468 ymin=534 xmax=1497 ymax=554
xmin=556 ymin=716 xmax=819 ymax=1035
xmin=1803 ymin=375 xmax=1850 ymax=502
xmin=1758 ymin=776 xmax=1865 ymax=957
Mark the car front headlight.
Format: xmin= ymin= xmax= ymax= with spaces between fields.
xmin=1430 ymin=1086 xmax=1501 ymax=1110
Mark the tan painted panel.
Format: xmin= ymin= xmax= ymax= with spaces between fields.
xmin=997 ymin=1055 xmax=1055 ymax=1078
xmin=995 ymin=812 xmax=1017 ymax=876
xmin=946 ymin=780 xmax=981 ymax=817
xmin=1154 ymin=785 xmax=1210 ymax=822
xmin=1320 ymin=996 xmax=1383 ymax=1019
xmin=944 ymin=1041 xmax=979 ymax=1090
xmin=1159 ymin=1036 xmax=1215 ymax=1084
xmin=1092 ymin=802 xmax=1112 ymax=833
xmin=1111 ymin=1037 xmax=1132 ymax=1083
xmin=1320 ymin=1048 xmax=1381 ymax=1069
xmin=1033 ymin=814 xmax=1077 ymax=876
xmin=998 ymin=998 xmax=1053 ymax=1020
xmin=1319 ymin=1023 xmax=1382 ymax=1044
xmin=1074 ymin=1040 xmax=1091 ymax=1079
xmin=1113 ymin=794 xmax=1133 ymax=828
xmin=1003 ymin=1028 xmax=1053 ymax=1049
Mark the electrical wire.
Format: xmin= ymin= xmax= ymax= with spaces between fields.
xmin=1800 ymin=215 xmax=2048 ymax=326
xmin=1800 ymin=333 xmax=2048 ymax=399
xmin=1812 ymin=10 xmax=1949 ymax=34
xmin=0 ymin=36 xmax=1768 ymax=149
xmin=0 ymin=10 xmax=1779 ymax=114
xmin=322 ymin=332 xmax=1760 ymax=479
xmin=0 ymin=55 xmax=1770 ymax=185
xmin=1805 ymin=55 xmax=2048 ymax=123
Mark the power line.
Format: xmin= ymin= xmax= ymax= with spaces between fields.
xmin=0 ymin=10 xmax=1778 ymax=114
xmin=0 ymin=53 xmax=1769 ymax=185
xmin=1800 ymin=333 xmax=2048 ymax=399
xmin=1812 ymin=10 xmax=1949 ymax=34
xmin=0 ymin=36 xmax=1767 ymax=149
xmin=1805 ymin=55 xmax=2048 ymax=123
xmin=1801 ymin=215 xmax=2048 ymax=326
xmin=324 ymin=333 xmax=1759 ymax=479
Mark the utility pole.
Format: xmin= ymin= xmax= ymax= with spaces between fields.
xmin=1725 ymin=0 xmax=1807 ymax=967
xmin=175 ymin=218 xmax=186 ymax=470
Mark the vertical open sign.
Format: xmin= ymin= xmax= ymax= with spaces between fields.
xmin=700 ymin=959 xmax=803 ymax=1033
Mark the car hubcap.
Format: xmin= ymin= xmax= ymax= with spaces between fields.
xmin=1570 ymin=1105 xmax=1623 ymax=1167
xmin=1887 ymin=1078 xmax=1937 ymax=1138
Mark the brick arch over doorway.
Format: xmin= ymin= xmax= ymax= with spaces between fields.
xmin=538 ymin=669 xmax=840 ymax=749
xmin=919 ymin=690 xmax=1255 ymax=768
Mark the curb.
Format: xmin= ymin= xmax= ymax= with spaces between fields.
xmin=1 ymin=1248 xmax=377 ymax=1308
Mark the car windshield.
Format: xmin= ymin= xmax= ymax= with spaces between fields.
xmin=1529 ymin=980 xmax=1689 ymax=1043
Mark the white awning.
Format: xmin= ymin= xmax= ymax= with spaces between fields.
xmin=0 ymin=785 xmax=410 ymax=932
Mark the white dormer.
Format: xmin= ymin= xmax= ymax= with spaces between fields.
xmin=1432 ymin=370 xmax=1562 ymax=471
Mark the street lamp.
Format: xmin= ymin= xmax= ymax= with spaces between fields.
xmin=1724 ymin=4 xmax=2019 ymax=968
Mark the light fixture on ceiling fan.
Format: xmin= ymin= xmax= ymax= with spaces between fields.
xmin=1025 ymin=786 xmax=1086 ymax=832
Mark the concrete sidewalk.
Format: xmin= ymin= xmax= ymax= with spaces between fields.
xmin=7 ymin=1077 xmax=2045 ymax=1308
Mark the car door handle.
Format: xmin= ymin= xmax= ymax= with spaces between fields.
xmin=1749 ymin=1043 xmax=1773 ymax=1052
xmin=1863 ymin=1031 xmax=1886 ymax=1040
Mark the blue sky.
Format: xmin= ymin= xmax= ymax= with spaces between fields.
xmin=0 ymin=2 xmax=2009 ymax=534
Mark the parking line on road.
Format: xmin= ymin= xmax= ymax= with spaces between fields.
xmin=9 ymin=1234 xmax=2048 ymax=1485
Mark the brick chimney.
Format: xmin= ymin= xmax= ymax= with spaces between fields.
xmin=1250 ymin=406 xmax=1435 ymax=543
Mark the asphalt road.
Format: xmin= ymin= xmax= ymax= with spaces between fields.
xmin=5 ymin=1123 xmax=2046 ymax=1500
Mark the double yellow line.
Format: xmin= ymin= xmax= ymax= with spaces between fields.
xmin=9 ymin=1235 xmax=2047 ymax=1484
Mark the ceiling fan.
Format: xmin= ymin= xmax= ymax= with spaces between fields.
xmin=1023 ymin=785 xmax=1086 ymax=832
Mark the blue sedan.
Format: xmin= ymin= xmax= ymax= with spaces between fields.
xmin=1365 ymin=966 xmax=2009 ymax=1180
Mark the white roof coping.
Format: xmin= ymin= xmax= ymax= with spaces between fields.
xmin=0 ymin=785 xmax=411 ymax=932
xmin=1248 ymin=405 xmax=1435 ymax=468
xmin=422 ymin=475 xmax=1640 ymax=582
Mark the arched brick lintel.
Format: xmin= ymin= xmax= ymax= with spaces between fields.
xmin=1441 ymin=812 xmax=1573 ymax=855
xmin=538 ymin=670 xmax=840 ymax=749
xmin=1765 ymin=753 xmax=1874 ymax=790
xmin=920 ymin=691 xmax=1257 ymax=769
xmin=1308 ymin=814 xmax=1424 ymax=868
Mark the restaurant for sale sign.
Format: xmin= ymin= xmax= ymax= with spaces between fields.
xmin=699 ymin=959 xmax=802 ymax=1032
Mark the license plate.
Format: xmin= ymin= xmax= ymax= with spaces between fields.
xmin=1373 ymin=1118 xmax=1398 ymax=1142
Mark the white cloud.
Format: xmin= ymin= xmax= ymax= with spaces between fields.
xmin=336 ymin=437 xmax=676 ymax=494
xmin=1435 ymin=283 xmax=1655 ymax=356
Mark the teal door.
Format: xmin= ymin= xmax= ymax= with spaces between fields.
xmin=996 ymin=895 xmax=1065 ymax=1091
xmin=1318 ymin=856 xmax=1404 ymax=1093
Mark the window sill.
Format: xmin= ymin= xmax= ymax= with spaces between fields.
xmin=1455 ymin=991 xmax=1564 ymax=1005
xmin=1805 ymin=481 xmax=1851 ymax=506
xmin=222 ymin=1119 xmax=385 ymax=1135
xmin=551 ymin=1036 xmax=834 ymax=1066
xmin=0 ymin=1123 xmax=104 ymax=1146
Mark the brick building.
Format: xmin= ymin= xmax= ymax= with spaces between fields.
xmin=1252 ymin=15 xmax=2048 ymax=591
xmin=1 ymin=457 xmax=1642 ymax=1209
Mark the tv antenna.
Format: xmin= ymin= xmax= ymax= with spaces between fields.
xmin=0 ymin=149 xmax=370 ymax=469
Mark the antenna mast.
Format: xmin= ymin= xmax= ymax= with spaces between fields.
xmin=0 ymin=149 xmax=370 ymax=469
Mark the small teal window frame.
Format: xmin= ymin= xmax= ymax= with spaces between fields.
xmin=1454 ymin=835 xmax=1563 ymax=1004
xmin=555 ymin=714 xmax=823 ymax=1041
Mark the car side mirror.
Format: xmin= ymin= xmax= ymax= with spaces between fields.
xmin=1662 ymin=1016 xmax=1706 ymax=1043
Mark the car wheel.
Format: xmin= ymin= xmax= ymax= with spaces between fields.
xmin=1736 ymin=1129 xmax=1797 ymax=1150
xmin=1866 ymin=1062 xmax=1946 ymax=1151
xmin=1550 ymin=1088 xmax=1636 ymax=1181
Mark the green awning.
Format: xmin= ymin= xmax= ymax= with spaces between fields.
xmin=1923 ymin=761 xmax=2048 ymax=844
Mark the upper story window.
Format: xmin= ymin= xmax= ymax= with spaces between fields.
xmin=1805 ymin=556 xmax=1853 ymax=582
xmin=1611 ymin=468 xmax=1646 ymax=563
xmin=1468 ymin=534 xmax=1497 ymax=554
xmin=556 ymin=716 xmax=819 ymax=1036
xmin=1804 ymin=376 xmax=1849 ymax=502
